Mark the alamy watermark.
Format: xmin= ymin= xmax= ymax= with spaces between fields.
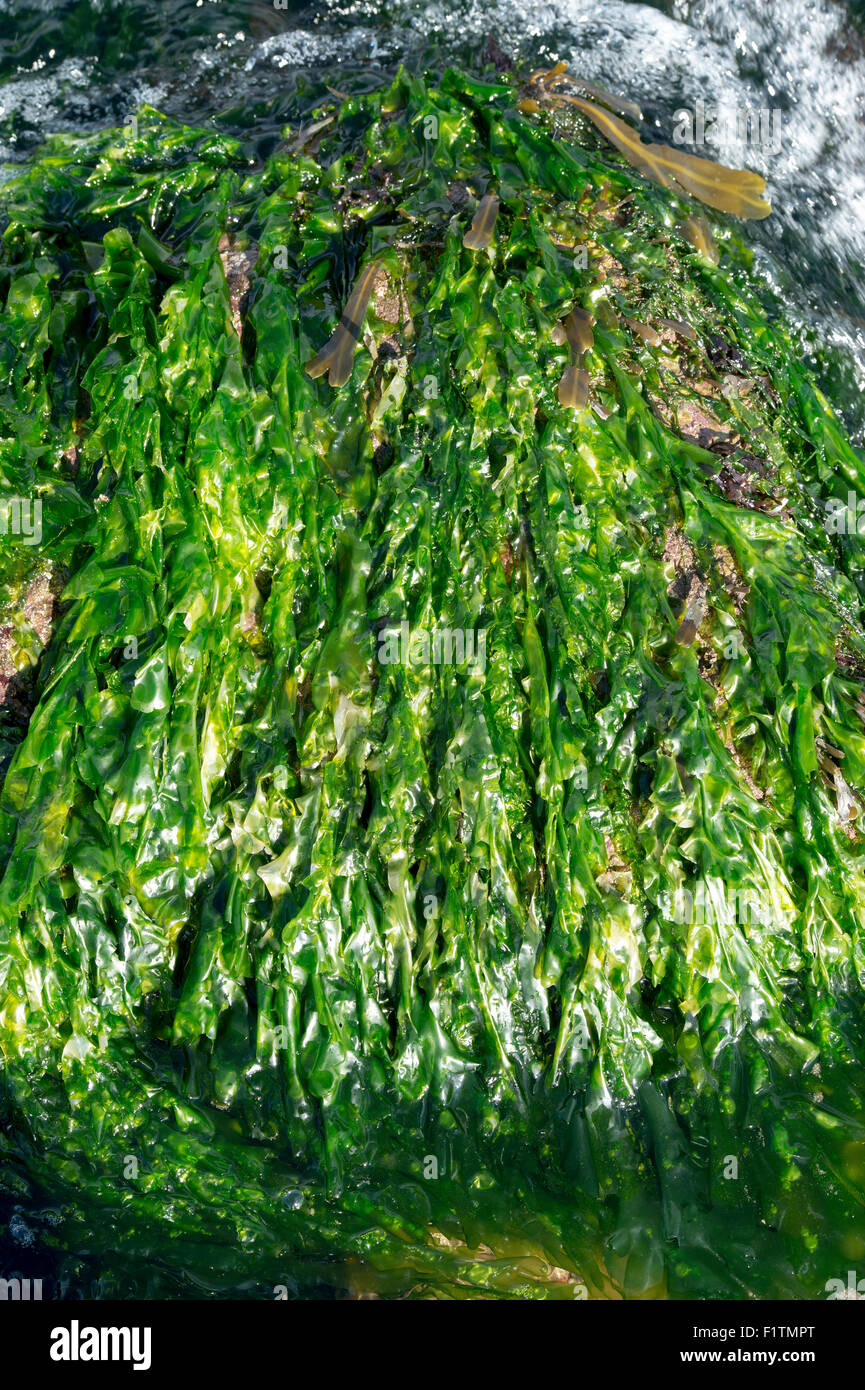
xmin=825 ymin=1270 xmax=865 ymax=1299
xmin=0 ymin=496 xmax=41 ymax=545
xmin=672 ymin=98 xmax=782 ymax=155
xmin=661 ymin=881 xmax=780 ymax=929
xmin=50 ymin=1321 xmax=152 ymax=1370
xmin=824 ymin=492 xmax=865 ymax=535
xmin=377 ymin=621 xmax=487 ymax=673
xmin=0 ymin=1275 xmax=43 ymax=1300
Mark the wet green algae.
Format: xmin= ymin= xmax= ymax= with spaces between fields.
xmin=1 ymin=67 xmax=865 ymax=1299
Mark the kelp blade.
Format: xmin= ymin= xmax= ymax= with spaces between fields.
xmin=571 ymin=96 xmax=771 ymax=219
xmin=463 ymin=192 xmax=500 ymax=250
xmin=306 ymin=262 xmax=381 ymax=386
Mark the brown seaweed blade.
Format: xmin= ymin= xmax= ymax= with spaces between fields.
xmin=554 ymin=305 xmax=593 ymax=410
xmin=561 ymin=306 xmax=595 ymax=356
xmin=625 ymin=317 xmax=661 ymax=347
xmin=573 ymin=77 xmax=642 ymax=124
xmin=528 ymin=62 xmax=642 ymax=122
xmin=675 ymin=590 xmax=707 ymax=646
xmin=557 ymin=363 xmax=589 ymax=410
xmin=463 ymin=193 xmax=500 ymax=250
xmin=305 ymin=262 xmax=381 ymax=388
xmin=571 ymin=97 xmax=771 ymax=220
xmin=290 ymin=114 xmax=336 ymax=152
xmin=657 ymin=316 xmax=698 ymax=342
xmin=528 ymin=61 xmax=569 ymax=86
xmin=680 ymin=214 xmax=720 ymax=264
xmin=558 ymin=79 xmax=642 ymax=124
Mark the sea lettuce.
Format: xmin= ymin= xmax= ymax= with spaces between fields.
xmin=0 ymin=67 xmax=864 ymax=1299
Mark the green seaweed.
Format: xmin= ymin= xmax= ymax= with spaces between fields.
xmin=0 ymin=66 xmax=864 ymax=1301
